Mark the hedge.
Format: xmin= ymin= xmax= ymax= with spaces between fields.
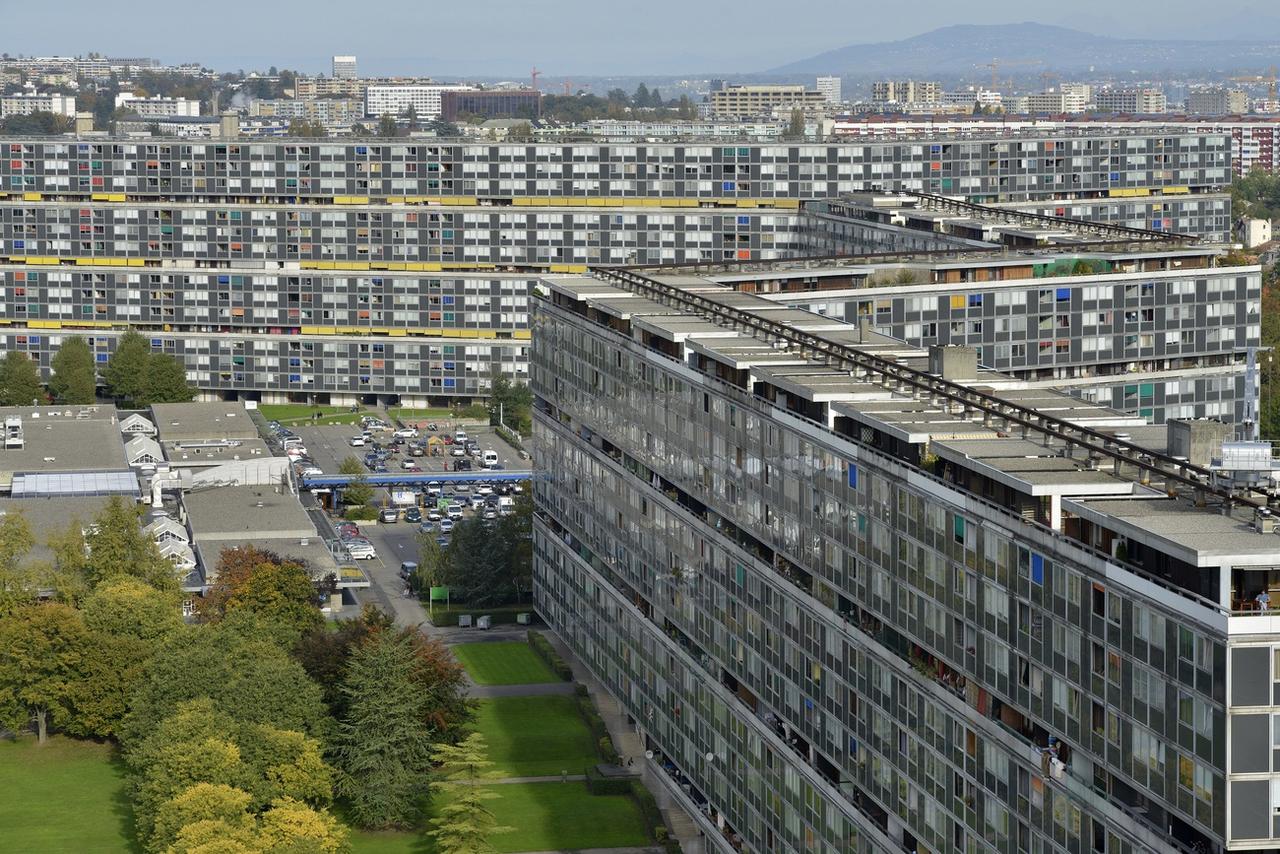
xmin=343 ymin=505 xmax=380 ymax=521
xmin=584 ymin=765 xmax=633 ymax=795
xmin=427 ymin=603 xmax=531 ymax=627
xmin=527 ymin=630 xmax=573 ymax=681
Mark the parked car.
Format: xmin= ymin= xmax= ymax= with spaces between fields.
xmin=426 ymin=509 xmax=443 ymax=522
xmin=450 ymin=447 xmax=466 ymax=457
xmin=404 ymin=507 xmax=422 ymax=524
xmin=469 ymin=495 xmax=486 ymax=510
xmin=409 ymin=445 xmax=425 ymax=457
xmin=425 ymin=481 xmax=442 ymax=497
xmin=455 ymin=459 xmax=473 ymax=471
xmin=379 ymin=508 xmax=399 ymax=523
xmin=299 ymin=466 xmax=323 ymax=478
xmin=401 ymin=459 xmax=420 ymax=470
xmin=454 ymin=430 xmax=469 ymax=443
xmin=446 ymin=504 xmax=464 ymax=520
xmin=439 ymin=518 xmax=454 ymax=533
xmin=346 ymin=541 xmax=377 ymax=560
xmin=435 ymin=535 xmax=450 ymax=547
xmin=418 ymin=521 xmax=435 ymax=534
xmin=394 ymin=428 xmax=418 ymax=439
xmin=404 ymin=464 xmax=422 ymax=473
xmin=475 ymin=483 xmax=494 ymax=496
xmin=348 ymin=436 xmax=366 ymax=447
xmin=482 ymin=450 xmax=499 ymax=469
xmin=482 ymin=508 xmax=499 ymax=521
xmin=399 ymin=561 xmax=418 ymax=579
xmin=336 ymin=523 xmax=361 ymax=537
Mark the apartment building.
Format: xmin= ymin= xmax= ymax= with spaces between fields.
xmin=0 ymin=91 xmax=76 ymax=118
xmin=816 ymin=76 xmax=843 ymax=105
xmin=531 ymin=261 xmax=1276 ymax=854
xmin=872 ymin=80 xmax=943 ymax=106
xmin=294 ymin=76 xmax=365 ymax=99
xmin=708 ymin=85 xmax=827 ymax=119
xmin=1095 ymin=89 xmax=1168 ymax=115
xmin=440 ymin=89 xmax=541 ymax=122
xmin=115 ymin=93 xmax=201 ymax=118
xmin=1186 ymin=88 xmax=1250 ymax=116
xmin=364 ymin=84 xmax=474 ymax=119
xmin=0 ymin=132 xmax=1238 ymax=405
xmin=332 ymin=56 xmax=357 ymax=80
xmin=248 ymin=98 xmax=363 ymax=127
xmin=941 ymin=89 xmax=1003 ymax=111
xmin=775 ymin=193 xmax=1257 ymax=424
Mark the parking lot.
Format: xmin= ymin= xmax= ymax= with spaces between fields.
xmin=271 ymin=418 xmax=528 ymax=608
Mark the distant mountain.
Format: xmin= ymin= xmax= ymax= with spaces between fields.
xmin=767 ymin=22 xmax=1280 ymax=77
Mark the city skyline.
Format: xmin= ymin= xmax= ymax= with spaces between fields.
xmin=7 ymin=0 xmax=1280 ymax=77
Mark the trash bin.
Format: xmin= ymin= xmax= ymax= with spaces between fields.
xmin=516 ymin=612 xmax=531 ymax=625
xmin=458 ymin=614 xmax=472 ymax=628
xmin=477 ymin=615 xmax=492 ymax=630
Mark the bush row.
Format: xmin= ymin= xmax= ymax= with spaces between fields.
xmin=427 ymin=603 xmax=530 ymax=627
xmin=527 ymin=630 xmax=573 ymax=681
xmin=631 ymin=780 xmax=678 ymax=851
xmin=584 ymin=764 xmax=632 ymax=795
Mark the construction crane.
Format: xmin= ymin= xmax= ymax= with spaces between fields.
xmin=530 ymin=67 xmax=542 ymax=91
xmin=1230 ymin=65 xmax=1278 ymax=101
xmin=977 ymin=58 xmax=1042 ymax=92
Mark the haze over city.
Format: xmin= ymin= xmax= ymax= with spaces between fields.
xmin=7 ymin=0 xmax=1280 ymax=75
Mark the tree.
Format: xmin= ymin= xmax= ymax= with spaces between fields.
xmin=70 ymin=576 xmax=183 ymax=738
xmin=786 ymin=107 xmax=806 ymax=140
xmin=43 ymin=517 xmax=91 ymax=605
xmin=333 ymin=631 xmax=436 ymax=829
xmin=122 ymin=622 xmax=330 ymax=749
xmin=140 ymin=354 xmax=196 ymax=405
xmin=152 ymin=783 xmax=256 ymax=854
xmin=287 ymin=118 xmax=327 ymax=138
xmin=197 ymin=546 xmax=322 ymax=642
xmin=633 ymin=83 xmax=650 ymax=109
xmin=0 ymin=603 xmax=91 ymax=743
xmin=505 ymin=121 xmax=533 ymax=142
xmin=677 ymin=94 xmax=695 ymax=119
xmin=337 ymin=455 xmax=365 ymax=476
xmin=0 ymin=511 xmax=36 ymax=616
xmin=256 ymin=798 xmax=348 ymax=853
xmin=0 ymin=350 xmax=44 ymax=406
xmin=84 ymin=496 xmax=177 ymax=592
xmin=294 ymin=605 xmax=394 ymax=719
xmin=103 ymin=329 xmax=151 ymax=404
xmin=427 ymin=733 xmax=512 ymax=854
xmin=343 ymin=471 xmax=373 ymax=508
xmin=487 ymin=371 xmax=533 ymax=435
xmin=377 ymin=113 xmax=399 ymax=137
xmin=47 ymin=335 xmax=97 ymax=404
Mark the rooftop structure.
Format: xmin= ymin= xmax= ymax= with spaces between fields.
xmin=0 ymin=405 xmax=128 ymax=490
xmin=150 ymin=403 xmax=259 ymax=443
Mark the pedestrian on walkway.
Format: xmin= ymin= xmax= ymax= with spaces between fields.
xmin=561 ymin=769 xmax=567 ymax=783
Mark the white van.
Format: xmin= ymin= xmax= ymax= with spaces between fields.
xmin=482 ymin=449 xmax=499 ymax=469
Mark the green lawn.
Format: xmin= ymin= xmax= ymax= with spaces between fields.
xmin=474 ymin=695 xmax=599 ymax=778
xmin=452 ymin=641 xmax=560 ymax=686
xmin=0 ymin=736 xmax=137 ymax=853
xmin=258 ymin=404 xmax=372 ymax=425
xmin=348 ymin=782 xmax=649 ymax=854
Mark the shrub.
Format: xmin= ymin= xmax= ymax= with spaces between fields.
xmin=584 ymin=765 xmax=632 ymax=795
xmin=631 ymin=780 xmax=664 ymax=832
xmin=598 ymin=735 xmax=620 ymax=765
xmin=343 ymin=506 xmax=379 ymax=522
xmin=527 ymin=630 xmax=572 ymax=680
xmin=574 ymin=683 xmax=589 ymax=698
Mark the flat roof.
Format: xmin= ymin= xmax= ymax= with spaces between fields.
xmin=0 ymin=415 xmax=126 ymax=484
xmin=931 ymin=439 xmax=1137 ymax=497
xmin=183 ymin=485 xmax=317 ymax=542
xmin=194 ymin=536 xmax=341 ymax=584
xmin=1066 ymin=497 xmax=1280 ymax=567
xmin=150 ymin=403 xmax=259 ymax=442
xmin=160 ymin=438 xmax=273 ymax=467
xmin=0 ymin=496 xmax=116 ymax=567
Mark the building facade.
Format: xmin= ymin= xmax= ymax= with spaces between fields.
xmin=363 ymin=84 xmax=474 ymax=119
xmin=817 ymin=77 xmax=843 ymax=105
xmin=440 ymin=89 xmax=542 ymax=122
xmin=0 ymin=92 xmax=76 ymax=118
xmin=531 ymin=264 xmax=1276 ymax=854
xmin=115 ymin=94 xmax=202 ymax=118
xmin=0 ymin=132 xmax=1240 ymax=404
xmin=872 ymin=80 xmax=943 ymax=106
xmin=1094 ymin=89 xmax=1168 ymax=115
xmin=332 ymin=56 xmax=357 ymax=80
xmin=709 ymin=86 xmax=828 ymax=119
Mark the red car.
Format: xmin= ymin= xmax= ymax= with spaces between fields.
xmin=337 ymin=522 xmax=361 ymax=537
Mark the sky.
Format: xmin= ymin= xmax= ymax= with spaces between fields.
xmin=6 ymin=0 xmax=1280 ymax=78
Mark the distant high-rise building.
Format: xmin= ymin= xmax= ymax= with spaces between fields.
xmin=815 ymin=76 xmax=842 ymax=104
xmin=708 ymin=79 xmax=727 ymax=93
xmin=331 ymin=55 xmax=357 ymax=80
xmin=1095 ymin=87 xmax=1166 ymax=114
xmin=871 ymin=79 xmax=941 ymax=106
xmin=1187 ymin=87 xmax=1250 ymax=116
xmin=364 ymin=83 xmax=474 ymax=119
xmin=707 ymin=84 xmax=827 ymax=118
